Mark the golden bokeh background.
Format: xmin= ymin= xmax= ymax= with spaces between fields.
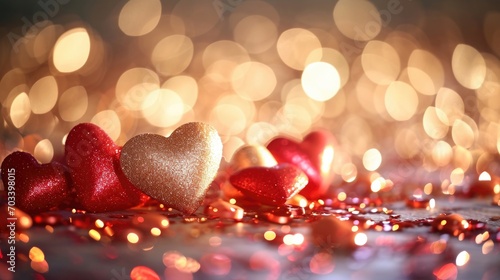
xmin=1 ymin=0 xmax=500 ymax=191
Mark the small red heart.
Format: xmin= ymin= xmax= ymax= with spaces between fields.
xmin=267 ymin=131 xmax=336 ymax=200
xmin=1 ymin=151 xmax=70 ymax=213
xmin=229 ymin=164 xmax=308 ymax=206
xmin=65 ymin=123 xmax=145 ymax=212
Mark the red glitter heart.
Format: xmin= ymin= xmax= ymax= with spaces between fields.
xmin=267 ymin=130 xmax=336 ymax=199
xmin=1 ymin=151 xmax=70 ymax=213
xmin=229 ymin=164 xmax=308 ymax=206
xmin=64 ymin=123 xmax=145 ymax=212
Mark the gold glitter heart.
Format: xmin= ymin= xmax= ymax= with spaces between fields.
xmin=120 ymin=122 xmax=223 ymax=214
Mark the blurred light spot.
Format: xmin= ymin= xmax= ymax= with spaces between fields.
xmin=119 ymin=0 xmax=162 ymax=36
xmin=151 ymin=228 xmax=161 ymax=237
xmin=34 ymin=139 xmax=53 ymax=164
xmin=429 ymin=198 xmax=436 ymax=209
xmin=333 ymin=0 xmax=381 ymax=41
xmin=433 ymin=263 xmax=457 ymax=280
xmin=58 ymin=86 xmax=88 ymax=122
xmin=479 ymin=171 xmax=491 ymax=181
xmin=309 ymin=252 xmax=334 ymax=274
xmin=354 ymin=232 xmax=368 ymax=246
xmin=341 ymin=163 xmax=357 ymax=183
xmin=202 ymin=40 xmax=249 ymax=69
xmin=306 ymin=48 xmax=350 ymax=88
xmin=456 ymin=251 xmax=470 ymax=267
xmin=210 ymin=103 xmax=246 ymax=136
xmin=452 ymin=44 xmax=486 ymax=89
xmin=277 ymin=28 xmax=322 ymax=70
xmin=152 ymin=35 xmax=193 ymax=76
xmin=338 ymin=192 xmax=347 ymax=201
xmin=130 ymin=265 xmax=160 ymax=280
xmin=91 ymin=110 xmax=121 ymax=141
xmin=10 ymin=92 xmax=31 ymax=128
xmin=264 ymin=230 xmax=276 ymax=241
xmin=362 ymin=41 xmax=401 ymax=85
xmin=246 ymin=122 xmax=278 ymax=145
xmin=116 ymin=68 xmax=160 ymax=111
xmin=88 ymin=229 xmax=101 ymax=241
xmin=53 ymin=28 xmax=90 ymax=73
xmin=363 ymin=148 xmax=382 ymax=171
xmin=162 ymin=76 xmax=198 ymax=112
xmin=29 ymin=76 xmax=58 ymax=114
xmin=407 ymin=49 xmax=444 ymax=95
xmin=423 ymin=106 xmax=449 ymax=139
xmin=482 ymin=239 xmax=494 ymax=254
xmin=452 ymin=119 xmax=475 ymax=148
xmin=127 ymin=232 xmax=140 ymax=244
xmin=29 ymin=247 xmax=44 ymax=262
xmin=432 ymin=141 xmax=452 ymax=167
xmin=385 ymin=81 xmax=418 ymax=121
xmin=301 ymin=62 xmax=341 ymax=101
xmin=371 ymin=177 xmax=386 ymax=193
xmin=435 ymin=87 xmax=464 ymax=123
xmin=234 ymin=15 xmax=277 ymax=54
xmin=95 ymin=219 xmax=104 ymax=228
xmin=232 ymin=61 xmax=276 ymax=101
xmin=31 ymin=260 xmax=49 ymax=273
xmin=142 ymin=89 xmax=184 ymax=128
xmin=32 ymin=23 xmax=59 ymax=64
xmin=450 ymin=168 xmax=465 ymax=185
xmin=424 ymin=183 xmax=433 ymax=195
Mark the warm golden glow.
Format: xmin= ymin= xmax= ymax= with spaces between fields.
xmin=118 ymin=0 xmax=162 ymax=36
xmin=127 ymin=232 xmax=140 ymax=244
xmin=116 ymin=68 xmax=160 ymax=111
xmin=10 ymin=92 xmax=31 ymax=128
xmin=29 ymin=247 xmax=45 ymax=262
xmin=452 ymin=44 xmax=486 ymax=89
xmin=456 ymin=251 xmax=470 ymax=267
xmin=58 ymin=86 xmax=88 ymax=122
xmin=29 ymin=76 xmax=58 ymax=114
xmin=363 ymin=148 xmax=382 ymax=171
xmin=354 ymin=232 xmax=368 ymax=246
xmin=233 ymin=15 xmax=277 ymax=54
xmin=232 ymin=61 xmax=277 ymax=101
xmin=142 ymin=89 xmax=184 ymax=128
xmin=53 ymin=28 xmax=91 ymax=73
xmin=407 ymin=49 xmax=444 ymax=95
xmin=301 ymin=62 xmax=341 ymax=101
xmin=333 ymin=0 xmax=381 ymax=41
xmin=423 ymin=106 xmax=449 ymax=139
xmin=362 ymin=40 xmax=401 ymax=85
xmin=385 ymin=81 xmax=418 ymax=121
xmin=151 ymin=35 xmax=193 ymax=76
xmin=277 ymin=28 xmax=322 ymax=70
xmin=91 ymin=110 xmax=122 ymax=141
xmin=34 ymin=139 xmax=54 ymax=164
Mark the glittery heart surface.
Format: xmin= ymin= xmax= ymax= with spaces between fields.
xmin=1 ymin=151 xmax=70 ymax=213
xmin=120 ymin=122 xmax=223 ymax=214
xmin=267 ymin=131 xmax=336 ymax=200
xmin=65 ymin=123 xmax=145 ymax=212
xmin=229 ymin=164 xmax=308 ymax=206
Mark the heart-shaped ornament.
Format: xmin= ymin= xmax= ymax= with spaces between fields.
xmin=120 ymin=122 xmax=223 ymax=214
xmin=267 ymin=130 xmax=336 ymax=199
xmin=1 ymin=151 xmax=70 ymax=213
xmin=65 ymin=123 xmax=146 ymax=212
xmin=229 ymin=164 xmax=308 ymax=206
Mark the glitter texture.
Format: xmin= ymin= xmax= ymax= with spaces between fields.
xmin=120 ymin=122 xmax=223 ymax=214
xmin=64 ymin=123 xmax=145 ymax=212
xmin=0 ymin=151 xmax=70 ymax=213
xmin=229 ymin=163 xmax=308 ymax=206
